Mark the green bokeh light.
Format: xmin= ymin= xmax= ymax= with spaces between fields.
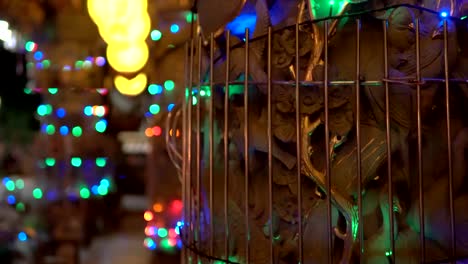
xmin=164 ymin=80 xmax=175 ymax=91
xmin=75 ymin=60 xmax=83 ymax=69
xmin=33 ymin=188 xmax=43 ymax=199
xmin=80 ymin=188 xmax=90 ymax=199
xmin=48 ymin=88 xmax=58 ymax=94
xmin=16 ymin=202 xmax=25 ymax=212
xmin=71 ymin=157 xmax=82 ymax=167
xmin=15 ymin=179 xmax=24 ymax=189
xmin=95 ymin=120 xmax=107 ymax=133
xmin=25 ymin=41 xmax=35 ymax=52
xmin=151 ymin=30 xmax=162 ymax=41
xmin=5 ymin=181 xmax=15 ymax=191
xmin=149 ymin=104 xmax=160 ymax=114
xmin=97 ymin=185 xmax=108 ymax=196
xmin=42 ymin=60 xmax=50 ymax=69
xmin=46 ymin=124 xmax=55 ymax=135
xmin=45 ymin=158 xmax=56 ymax=166
xmin=72 ymin=126 xmax=82 ymax=137
xmin=96 ymin=157 xmax=107 ymax=167
xmin=158 ymin=228 xmax=168 ymax=238
xmin=37 ymin=105 xmax=48 ymax=116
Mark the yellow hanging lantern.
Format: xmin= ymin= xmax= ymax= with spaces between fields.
xmin=98 ymin=14 xmax=151 ymax=44
xmin=114 ymin=73 xmax=147 ymax=96
xmin=106 ymin=41 xmax=149 ymax=73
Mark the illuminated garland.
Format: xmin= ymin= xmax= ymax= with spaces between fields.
xmin=24 ymin=41 xmax=107 ymax=71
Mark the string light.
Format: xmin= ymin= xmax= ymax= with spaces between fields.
xmin=56 ymin=108 xmax=66 ymax=118
xmin=34 ymin=51 xmax=43 ymax=61
xmin=148 ymin=84 xmax=163 ymax=95
xmin=96 ymin=157 xmax=107 ymax=167
xmin=80 ymin=188 xmax=91 ymax=199
xmin=144 ymin=211 xmax=154 ymax=221
xmin=167 ymin=103 xmax=175 ymax=111
xmin=151 ymin=30 xmax=162 ymax=41
xmin=149 ymin=104 xmax=160 ymax=114
xmin=25 ymin=41 xmax=37 ymax=52
xmin=45 ymin=158 xmax=56 ymax=166
xmin=59 ymin=126 xmax=69 ymax=135
xmin=72 ymin=126 xmax=82 ymax=137
xmin=32 ymin=188 xmax=43 ymax=199
xmin=46 ymin=124 xmax=55 ymax=135
xmin=95 ymin=119 xmax=107 ymax=133
xmin=71 ymin=157 xmax=82 ymax=167
xmin=170 ymin=24 xmax=180 ymax=33
xmin=164 ymin=80 xmax=175 ymax=91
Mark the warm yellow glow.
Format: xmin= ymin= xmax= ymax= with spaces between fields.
xmin=87 ymin=0 xmax=150 ymax=95
xmin=87 ymin=0 xmax=148 ymax=26
xmin=107 ymin=42 xmax=149 ymax=73
xmin=114 ymin=73 xmax=147 ymax=96
xmin=98 ymin=14 xmax=151 ymax=44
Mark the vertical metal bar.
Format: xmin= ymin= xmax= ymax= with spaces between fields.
xmin=267 ymin=26 xmax=274 ymax=263
xmin=355 ymin=18 xmax=363 ymax=258
xmin=415 ymin=19 xmax=426 ymax=263
xmin=182 ymin=42 xmax=189 ymax=264
xmin=225 ymin=30 xmax=232 ymax=263
xmin=243 ymin=29 xmax=250 ymax=264
xmin=444 ymin=19 xmax=456 ymax=263
xmin=295 ymin=22 xmax=304 ymax=264
xmin=196 ymin=36 xmax=202 ymax=259
xmin=383 ymin=20 xmax=395 ymax=263
xmin=209 ymin=32 xmax=215 ymax=263
xmin=188 ymin=38 xmax=195 ymax=263
xmin=323 ymin=20 xmax=333 ymax=264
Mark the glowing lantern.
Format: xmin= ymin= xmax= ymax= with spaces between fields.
xmin=107 ymin=42 xmax=149 ymax=73
xmin=114 ymin=73 xmax=147 ymax=96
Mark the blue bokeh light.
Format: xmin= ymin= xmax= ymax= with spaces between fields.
xmin=170 ymin=24 xmax=180 ymax=33
xmin=167 ymin=103 xmax=175 ymax=112
xmin=84 ymin=106 xmax=93 ymax=116
xmin=7 ymin=195 xmax=15 ymax=205
xmin=56 ymin=108 xmax=66 ymax=118
xmin=91 ymin=185 xmax=99 ymax=195
xmin=34 ymin=51 xmax=43 ymax=61
xmin=59 ymin=126 xmax=69 ymax=135
xmin=18 ymin=232 xmax=27 ymax=242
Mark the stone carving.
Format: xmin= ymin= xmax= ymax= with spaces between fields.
xmin=185 ymin=0 xmax=468 ymax=263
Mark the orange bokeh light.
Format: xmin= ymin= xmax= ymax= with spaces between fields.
xmin=153 ymin=203 xmax=163 ymax=212
xmin=144 ymin=210 xmax=153 ymax=221
xmin=145 ymin=128 xmax=153 ymax=137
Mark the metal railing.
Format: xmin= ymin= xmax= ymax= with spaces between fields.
xmin=167 ymin=4 xmax=468 ymax=263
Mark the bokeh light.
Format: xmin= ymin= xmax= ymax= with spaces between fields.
xmin=150 ymin=30 xmax=162 ymax=41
